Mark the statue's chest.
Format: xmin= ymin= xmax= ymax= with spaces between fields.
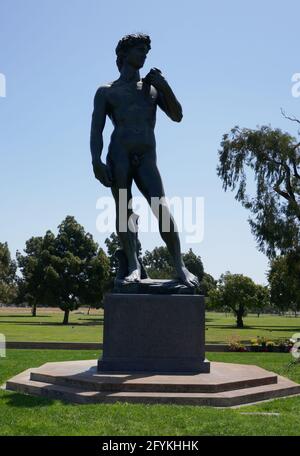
xmin=108 ymin=83 xmax=156 ymax=111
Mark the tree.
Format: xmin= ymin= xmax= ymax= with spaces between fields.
xmin=104 ymin=232 xmax=121 ymax=277
xmin=47 ymin=216 xmax=110 ymax=324
xmin=209 ymin=272 xmax=266 ymax=328
xmin=143 ymin=246 xmax=205 ymax=284
xmin=254 ymin=284 xmax=270 ymax=317
xmin=217 ymin=119 xmax=300 ymax=259
xmin=182 ymin=249 xmax=204 ymax=293
xmin=80 ymin=247 xmax=111 ymax=315
xmin=143 ymin=246 xmax=174 ymax=279
xmin=268 ymin=254 xmax=300 ymax=316
xmin=199 ymin=272 xmax=217 ymax=297
xmin=18 ymin=216 xmax=110 ymax=324
xmin=182 ymin=249 xmax=204 ymax=283
xmin=0 ymin=242 xmax=17 ymax=304
xmin=17 ymin=232 xmax=55 ymax=316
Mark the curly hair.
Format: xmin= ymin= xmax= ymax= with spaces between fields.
xmin=115 ymin=33 xmax=151 ymax=72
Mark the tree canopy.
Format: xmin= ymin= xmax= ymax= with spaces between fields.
xmin=143 ymin=246 xmax=205 ymax=286
xmin=182 ymin=249 xmax=204 ymax=283
xmin=17 ymin=216 xmax=110 ymax=323
xmin=199 ymin=272 xmax=217 ymax=297
xmin=268 ymin=253 xmax=300 ymax=315
xmin=16 ymin=232 xmax=55 ymax=315
xmin=104 ymin=232 xmax=121 ymax=277
xmin=143 ymin=246 xmax=174 ymax=279
xmin=0 ymin=242 xmax=17 ymax=304
xmin=217 ymin=120 xmax=300 ymax=258
xmin=209 ymin=272 xmax=269 ymax=328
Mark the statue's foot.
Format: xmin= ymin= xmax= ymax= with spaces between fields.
xmin=176 ymin=267 xmax=199 ymax=288
xmin=124 ymin=262 xmax=141 ymax=283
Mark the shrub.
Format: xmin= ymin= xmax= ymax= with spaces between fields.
xmin=228 ymin=337 xmax=247 ymax=352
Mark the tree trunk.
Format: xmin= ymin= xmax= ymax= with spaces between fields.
xmin=236 ymin=313 xmax=244 ymax=328
xmin=87 ymin=306 xmax=91 ymax=315
xmin=63 ymin=309 xmax=70 ymax=325
xmin=31 ymin=302 xmax=37 ymax=317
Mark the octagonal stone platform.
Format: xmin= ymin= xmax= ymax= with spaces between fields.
xmin=5 ymin=359 xmax=300 ymax=407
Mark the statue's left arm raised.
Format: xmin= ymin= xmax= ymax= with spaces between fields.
xmin=145 ymin=68 xmax=183 ymax=122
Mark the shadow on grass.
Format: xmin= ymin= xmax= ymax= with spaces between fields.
xmin=207 ymin=324 xmax=247 ymax=330
xmin=249 ymin=325 xmax=300 ymax=331
xmin=4 ymin=391 xmax=55 ymax=408
xmin=207 ymin=324 xmax=300 ymax=332
xmin=0 ymin=320 xmax=104 ymax=326
xmin=0 ymin=315 xmax=51 ymax=318
xmin=78 ymin=318 xmax=104 ymax=323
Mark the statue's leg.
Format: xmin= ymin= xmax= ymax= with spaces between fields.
xmin=133 ymin=152 xmax=199 ymax=288
xmin=133 ymin=153 xmax=183 ymax=270
xmin=108 ymin=151 xmax=141 ymax=281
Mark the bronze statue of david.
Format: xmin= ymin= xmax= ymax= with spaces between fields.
xmin=90 ymin=33 xmax=199 ymax=289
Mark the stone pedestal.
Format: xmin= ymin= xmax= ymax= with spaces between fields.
xmin=98 ymin=293 xmax=210 ymax=373
xmin=6 ymin=294 xmax=300 ymax=407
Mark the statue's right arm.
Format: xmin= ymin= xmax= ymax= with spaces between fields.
xmin=90 ymin=87 xmax=112 ymax=187
xmin=90 ymin=87 xmax=107 ymax=164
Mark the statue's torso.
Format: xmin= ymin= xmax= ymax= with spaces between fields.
xmin=105 ymin=81 xmax=158 ymax=151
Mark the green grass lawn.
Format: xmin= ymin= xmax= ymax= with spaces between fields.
xmin=0 ymin=308 xmax=104 ymax=342
xmin=205 ymin=312 xmax=300 ymax=344
xmin=1 ymin=350 xmax=300 ymax=436
xmin=0 ymin=308 xmax=299 ymax=344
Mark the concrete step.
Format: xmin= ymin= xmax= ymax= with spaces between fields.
xmin=28 ymin=359 xmax=278 ymax=394
xmin=5 ymin=369 xmax=300 ymax=407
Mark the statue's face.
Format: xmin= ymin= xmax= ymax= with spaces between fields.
xmin=124 ymin=43 xmax=148 ymax=69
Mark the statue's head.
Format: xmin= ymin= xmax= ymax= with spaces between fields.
xmin=115 ymin=33 xmax=151 ymax=72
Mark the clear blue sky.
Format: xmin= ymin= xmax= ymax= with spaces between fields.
xmin=1 ymin=0 xmax=300 ymax=284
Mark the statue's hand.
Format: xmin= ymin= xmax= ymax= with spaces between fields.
xmin=143 ymin=68 xmax=168 ymax=92
xmin=92 ymin=160 xmax=113 ymax=187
